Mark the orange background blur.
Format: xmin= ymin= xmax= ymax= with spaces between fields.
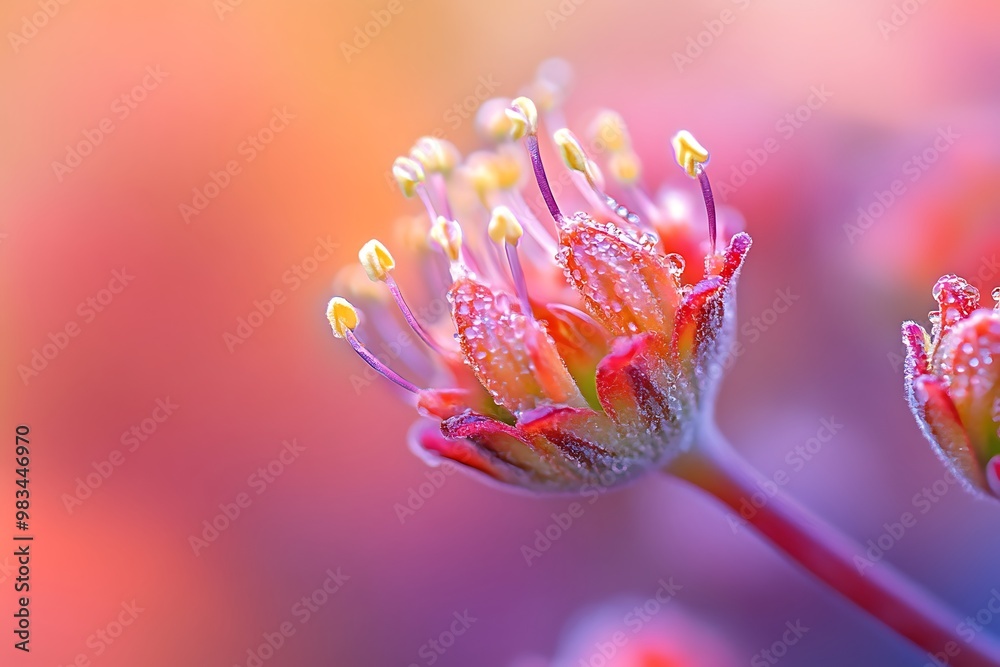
xmin=3 ymin=1 xmax=1000 ymax=665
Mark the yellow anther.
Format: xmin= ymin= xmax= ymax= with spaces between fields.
xmin=553 ymin=128 xmax=589 ymax=173
xmin=476 ymin=98 xmax=515 ymax=143
xmin=506 ymin=97 xmax=539 ymax=139
xmin=671 ymin=130 xmax=710 ymax=178
xmin=591 ymin=111 xmax=630 ymax=153
xmin=488 ymin=206 xmax=524 ymax=245
xmin=392 ymin=156 xmax=425 ymax=197
xmin=492 ymin=148 xmax=522 ymax=190
xmin=327 ymin=297 xmax=359 ymax=339
xmin=430 ymin=216 xmax=463 ymax=262
xmin=608 ymin=150 xmax=642 ymax=185
xmin=358 ymin=239 xmax=395 ymax=282
xmin=410 ymin=137 xmax=460 ymax=175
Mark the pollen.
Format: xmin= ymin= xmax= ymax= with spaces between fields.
xmin=488 ymin=206 xmax=524 ymax=245
xmin=327 ymin=297 xmax=359 ymax=338
xmin=392 ymin=156 xmax=426 ymax=197
xmin=410 ymin=137 xmax=459 ymax=175
xmin=430 ymin=216 xmax=463 ymax=262
xmin=358 ymin=239 xmax=395 ymax=282
xmin=506 ymin=96 xmax=538 ymax=139
xmin=671 ymin=130 xmax=710 ymax=178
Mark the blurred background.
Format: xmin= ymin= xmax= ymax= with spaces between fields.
xmin=3 ymin=0 xmax=1000 ymax=665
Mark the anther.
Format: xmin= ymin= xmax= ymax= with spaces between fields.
xmin=358 ymin=240 xmax=449 ymax=355
xmin=489 ymin=206 xmax=533 ymax=318
xmin=672 ymin=130 xmax=717 ymax=254
xmin=327 ymin=297 xmax=420 ymax=394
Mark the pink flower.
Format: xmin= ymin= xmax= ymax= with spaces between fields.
xmin=903 ymin=275 xmax=1000 ymax=497
xmin=328 ymin=64 xmax=751 ymax=493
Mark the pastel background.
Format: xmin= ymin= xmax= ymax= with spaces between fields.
xmin=2 ymin=1 xmax=1000 ymax=665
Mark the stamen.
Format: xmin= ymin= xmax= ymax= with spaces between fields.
xmin=507 ymin=97 xmax=562 ymax=222
xmin=672 ymin=130 xmax=717 ymax=254
xmin=466 ymin=149 xmax=558 ymax=254
xmin=409 ymin=137 xmax=459 ymax=176
xmin=359 ymin=240 xmax=450 ymax=355
xmin=993 ymin=287 xmax=1000 ymax=311
xmin=554 ymin=128 xmax=644 ymax=229
xmin=327 ymin=297 xmax=420 ymax=394
xmin=475 ymin=98 xmax=515 ymax=143
xmin=394 ymin=156 xmax=443 ymax=222
xmin=488 ymin=206 xmax=532 ymax=317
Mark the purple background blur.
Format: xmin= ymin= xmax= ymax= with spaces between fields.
xmin=3 ymin=0 xmax=1000 ymax=665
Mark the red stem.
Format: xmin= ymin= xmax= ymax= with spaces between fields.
xmin=667 ymin=424 xmax=1000 ymax=666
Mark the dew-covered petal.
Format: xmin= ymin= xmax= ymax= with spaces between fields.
xmin=556 ymin=212 xmax=682 ymax=337
xmin=450 ymin=276 xmax=586 ymax=415
xmin=910 ymin=375 xmax=986 ymax=491
xmin=933 ymin=310 xmax=1000 ymax=467
xmin=413 ymin=422 xmax=528 ymax=486
xmin=595 ymin=332 xmax=693 ymax=450
xmin=519 ymin=405 xmax=620 ymax=470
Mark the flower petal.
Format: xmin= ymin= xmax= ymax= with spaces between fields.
xmin=556 ymin=212 xmax=682 ymax=337
xmin=519 ymin=405 xmax=621 ymax=471
xmin=910 ymin=375 xmax=986 ymax=491
xmin=595 ymin=332 xmax=693 ymax=451
xmin=449 ymin=276 xmax=586 ymax=415
xmin=933 ymin=310 xmax=1000 ymax=466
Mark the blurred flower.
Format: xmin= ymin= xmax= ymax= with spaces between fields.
xmin=326 ymin=62 xmax=750 ymax=493
xmin=511 ymin=594 xmax=738 ymax=667
xmin=903 ymin=274 xmax=1000 ymax=497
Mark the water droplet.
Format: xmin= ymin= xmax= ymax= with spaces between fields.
xmin=664 ymin=253 xmax=686 ymax=275
xmin=993 ymin=287 xmax=1000 ymax=303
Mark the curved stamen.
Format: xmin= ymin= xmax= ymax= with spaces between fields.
xmin=489 ymin=206 xmax=532 ymax=318
xmin=358 ymin=239 xmax=452 ymax=356
xmin=507 ymin=97 xmax=563 ymax=222
xmin=327 ymin=297 xmax=420 ymax=394
xmin=696 ymin=165 xmax=718 ymax=255
xmin=672 ymin=130 xmax=717 ymax=254
xmin=554 ymin=128 xmax=648 ymax=234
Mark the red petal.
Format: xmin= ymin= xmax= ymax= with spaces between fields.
xmin=440 ymin=411 xmax=565 ymax=479
xmin=556 ymin=212 xmax=682 ymax=337
xmin=595 ymin=332 xmax=693 ymax=437
xmin=519 ymin=405 xmax=620 ymax=470
xmin=449 ymin=276 xmax=585 ymax=415
xmin=910 ymin=375 xmax=986 ymax=490
xmin=413 ymin=423 xmax=522 ymax=485
xmin=902 ymin=321 xmax=930 ymax=377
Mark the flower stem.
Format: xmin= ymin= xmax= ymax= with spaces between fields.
xmin=666 ymin=423 xmax=1000 ymax=666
